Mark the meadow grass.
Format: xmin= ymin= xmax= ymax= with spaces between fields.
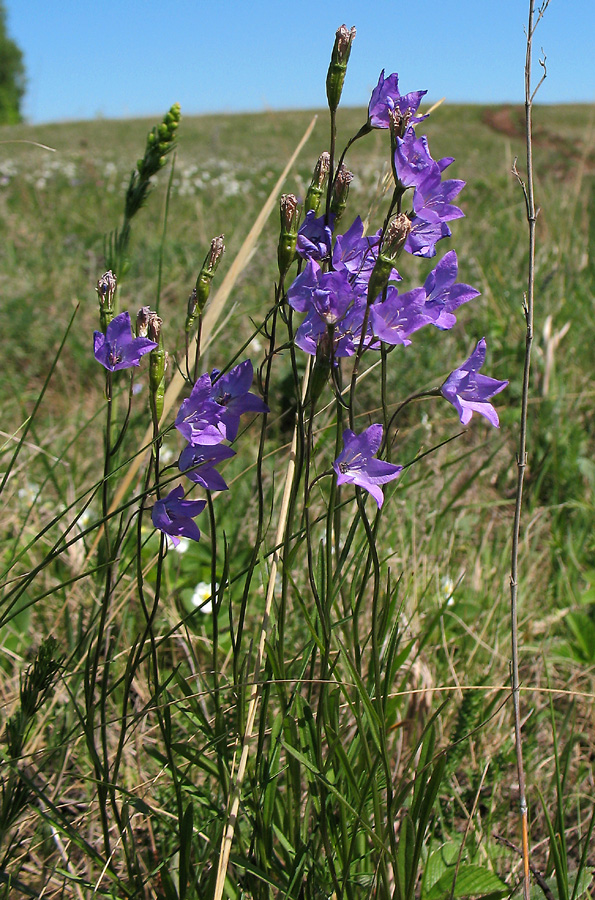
xmin=0 ymin=86 xmax=594 ymax=899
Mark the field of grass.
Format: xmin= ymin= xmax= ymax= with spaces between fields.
xmin=0 ymin=96 xmax=594 ymax=898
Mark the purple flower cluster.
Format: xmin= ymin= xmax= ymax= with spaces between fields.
xmin=153 ymin=360 xmax=268 ymax=545
xmin=288 ymin=231 xmax=478 ymax=357
xmin=281 ymin=69 xmax=508 ymax=506
xmin=395 ymin=131 xmax=465 ymax=259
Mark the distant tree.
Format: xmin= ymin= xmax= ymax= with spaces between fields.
xmin=0 ymin=1 xmax=25 ymax=124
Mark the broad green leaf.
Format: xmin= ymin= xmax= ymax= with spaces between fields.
xmin=425 ymin=864 xmax=508 ymax=900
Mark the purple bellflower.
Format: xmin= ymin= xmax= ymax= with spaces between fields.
xmin=211 ymin=360 xmax=269 ymax=442
xmin=332 ymin=217 xmax=401 ymax=290
xmin=441 ymin=338 xmax=508 ymax=427
xmin=175 ymin=373 xmax=226 ymax=446
xmin=368 ymin=71 xmax=427 ymax=130
xmin=405 ymin=217 xmax=452 ymax=259
xmin=295 ymin=302 xmax=365 ymax=358
xmin=411 ymin=170 xmax=465 ymax=225
xmin=333 ymin=424 xmax=403 ymax=508
xmin=175 ymin=361 xmax=268 ymax=446
xmin=370 ymin=287 xmax=431 ymax=347
xmin=178 ymin=443 xmax=236 ymax=492
xmin=405 ymin=168 xmax=465 ymax=259
xmin=421 ymin=251 xmax=480 ymax=329
xmin=296 ymin=211 xmax=334 ymax=261
xmin=151 ymin=485 xmax=206 ymax=547
xmin=94 ymin=311 xmax=157 ymax=371
xmin=394 ymin=129 xmax=439 ymax=189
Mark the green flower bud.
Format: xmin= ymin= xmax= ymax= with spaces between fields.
xmin=329 ymin=164 xmax=353 ymax=224
xmin=367 ymin=214 xmax=411 ymax=303
xmin=326 ymin=25 xmax=356 ymax=114
xmin=186 ymin=235 xmax=226 ymax=331
xmin=277 ymin=193 xmax=300 ymax=278
xmin=147 ymin=313 xmax=166 ymax=423
xmin=305 ymin=152 xmax=331 ymax=215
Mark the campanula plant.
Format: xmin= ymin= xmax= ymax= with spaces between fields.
xmin=0 ymin=23 xmax=517 ymax=900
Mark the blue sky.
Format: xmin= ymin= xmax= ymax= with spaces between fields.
xmin=6 ymin=0 xmax=595 ymax=125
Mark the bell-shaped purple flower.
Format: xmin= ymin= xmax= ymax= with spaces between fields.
xmin=404 ymin=217 xmax=452 ymax=259
xmin=368 ymin=70 xmax=427 ymax=130
xmin=175 ymin=373 xmax=226 ymax=445
xmin=178 ymin=443 xmax=236 ymax=491
xmin=422 ymin=251 xmax=480 ymax=330
xmin=332 ymin=217 xmax=400 ymax=290
xmin=296 ymin=211 xmax=333 ymax=261
xmin=151 ymin=485 xmax=206 ymax=547
xmin=441 ymin=338 xmax=508 ymax=427
xmin=411 ymin=170 xmax=465 ymax=224
xmin=211 ymin=360 xmax=269 ymax=442
xmin=334 ymin=425 xmax=403 ymax=508
xmin=370 ymin=287 xmax=430 ymax=347
xmin=94 ymin=311 xmax=157 ymax=371
xmin=394 ymin=129 xmax=439 ymax=189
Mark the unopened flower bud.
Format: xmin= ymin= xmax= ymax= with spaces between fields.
xmin=136 ymin=306 xmax=151 ymax=337
xmin=305 ymin=152 xmax=331 ymax=215
xmin=326 ymin=25 xmax=356 ymax=113
xmin=278 ymin=193 xmax=300 ymax=278
xmin=96 ymin=270 xmax=117 ymax=332
xmin=147 ymin=313 xmax=162 ymax=344
xmin=147 ymin=313 xmax=166 ymax=424
xmin=329 ymin=165 xmax=353 ymax=224
xmin=186 ymin=236 xmax=225 ymax=332
xmin=367 ymin=214 xmax=411 ymax=303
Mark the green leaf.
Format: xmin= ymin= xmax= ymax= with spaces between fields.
xmin=425 ymin=864 xmax=509 ymax=900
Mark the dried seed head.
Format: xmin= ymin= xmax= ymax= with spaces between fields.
xmin=278 ymin=194 xmax=300 ymax=278
xmin=204 ymin=235 xmax=225 ymax=275
xmin=147 ymin=313 xmax=163 ymax=344
xmin=326 ymin=25 xmax=356 ymax=113
xmin=333 ymin=25 xmax=356 ymax=63
xmin=305 ymin=153 xmax=331 ymax=214
xmin=96 ymin=271 xmax=117 ymax=309
xmin=330 ymin=164 xmax=354 ymax=223
xmin=136 ymin=306 xmax=152 ymax=337
xmin=382 ymin=213 xmax=412 ymax=259
xmin=367 ymin=214 xmax=412 ymax=303
xmin=280 ymin=194 xmax=300 ymax=233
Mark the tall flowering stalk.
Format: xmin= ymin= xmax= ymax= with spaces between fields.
xmin=510 ymin=2 xmax=550 ymax=896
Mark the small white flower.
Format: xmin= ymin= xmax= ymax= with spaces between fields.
xmin=190 ymin=581 xmax=217 ymax=614
xmin=167 ymin=535 xmax=190 ymax=554
xmin=440 ymin=575 xmax=455 ymax=605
